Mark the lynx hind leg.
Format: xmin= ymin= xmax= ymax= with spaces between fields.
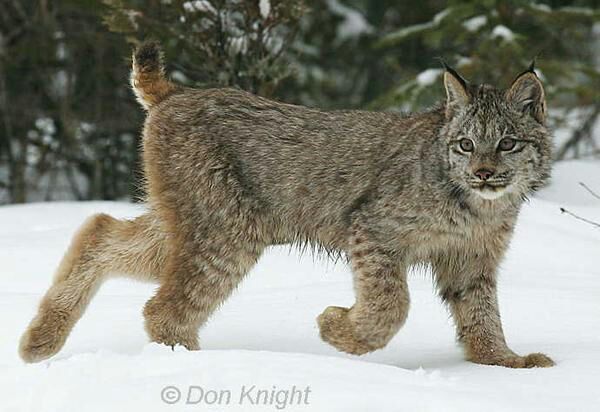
xmin=318 ymin=228 xmax=409 ymax=355
xmin=19 ymin=213 xmax=166 ymax=363
xmin=143 ymin=227 xmax=264 ymax=351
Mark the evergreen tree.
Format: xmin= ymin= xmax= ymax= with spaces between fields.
xmin=103 ymin=0 xmax=306 ymax=97
xmin=278 ymin=0 xmax=447 ymax=109
xmin=0 ymin=0 xmax=141 ymax=203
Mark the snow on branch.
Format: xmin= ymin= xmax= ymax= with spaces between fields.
xmin=375 ymin=7 xmax=451 ymax=47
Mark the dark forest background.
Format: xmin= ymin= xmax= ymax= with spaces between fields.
xmin=0 ymin=0 xmax=598 ymax=204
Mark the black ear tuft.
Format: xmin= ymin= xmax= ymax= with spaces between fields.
xmin=436 ymin=57 xmax=451 ymax=71
xmin=437 ymin=58 xmax=468 ymax=90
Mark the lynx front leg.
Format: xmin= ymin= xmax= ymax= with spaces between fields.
xmin=317 ymin=229 xmax=409 ymax=355
xmin=434 ymin=253 xmax=554 ymax=368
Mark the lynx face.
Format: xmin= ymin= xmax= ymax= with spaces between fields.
xmin=442 ymin=67 xmax=552 ymax=201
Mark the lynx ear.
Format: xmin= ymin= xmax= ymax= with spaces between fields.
xmin=443 ymin=66 xmax=470 ymax=118
xmin=506 ymin=66 xmax=546 ymax=124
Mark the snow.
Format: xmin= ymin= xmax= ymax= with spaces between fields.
xmin=50 ymin=70 xmax=68 ymax=98
xmin=378 ymin=7 xmax=451 ymax=46
xmin=380 ymin=22 xmax=433 ymax=44
xmin=34 ymin=117 xmax=56 ymax=136
xmin=432 ymin=8 xmax=452 ymax=25
xmin=491 ymin=25 xmax=515 ymax=41
xmin=462 ymin=15 xmax=487 ymax=32
xmin=416 ymin=68 xmax=443 ymax=86
xmin=228 ymin=36 xmax=248 ymax=55
xmin=123 ymin=9 xmax=141 ymax=30
xmin=456 ymin=56 xmax=473 ymax=67
xmin=559 ymin=6 xmax=595 ymax=16
xmin=530 ymin=3 xmax=552 ymax=13
xmin=182 ymin=0 xmax=216 ymax=14
xmin=1 ymin=161 xmax=600 ymax=411
xmin=326 ymin=0 xmax=373 ymax=40
xmin=169 ymin=70 xmax=189 ymax=85
xmin=259 ymin=0 xmax=271 ymax=19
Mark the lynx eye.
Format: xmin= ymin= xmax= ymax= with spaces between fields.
xmin=458 ymin=138 xmax=474 ymax=152
xmin=498 ymin=137 xmax=516 ymax=151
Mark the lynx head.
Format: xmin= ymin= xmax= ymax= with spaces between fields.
xmin=442 ymin=64 xmax=552 ymax=201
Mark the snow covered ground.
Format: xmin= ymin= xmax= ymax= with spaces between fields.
xmin=1 ymin=160 xmax=599 ymax=412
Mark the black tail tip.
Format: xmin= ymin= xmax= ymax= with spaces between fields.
xmin=134 ymin=41 xmax=163 ymax=71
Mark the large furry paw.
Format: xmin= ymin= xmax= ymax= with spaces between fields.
xmin=317 ymin=306 xmax=378 ymax=355
xmin=473 ymin=352 xmax=555 ymax=368
xmin=19 ymin=309 xmax=70 ymax=363
xmin=143 ymin=301 xmax=200 ymax=351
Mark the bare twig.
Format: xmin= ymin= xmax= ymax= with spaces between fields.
xmin=560 ymin=207 xmax=600 ymax=229
xmin=579 ymin=182 xmax=600 ymax=201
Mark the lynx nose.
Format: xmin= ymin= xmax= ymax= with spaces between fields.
xmin=474 ymin=168 xmax=494 ymax=181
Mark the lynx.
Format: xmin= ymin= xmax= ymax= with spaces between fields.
xmin=20 ymin=42 xmax=554 ymax=368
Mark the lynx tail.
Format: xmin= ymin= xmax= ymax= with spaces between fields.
xmin=131 ymin=41 xmax=177 ymax=110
